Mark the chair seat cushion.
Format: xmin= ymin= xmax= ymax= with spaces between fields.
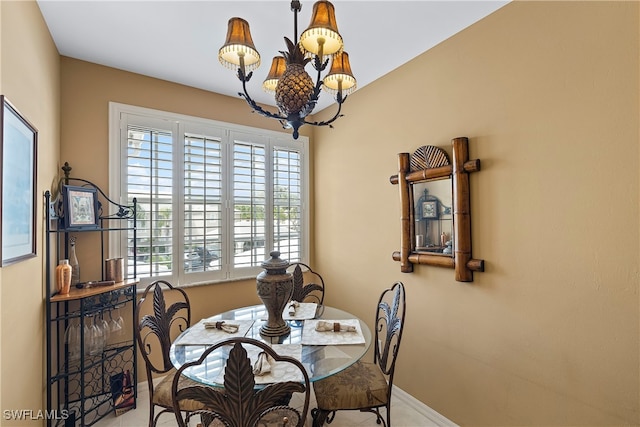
xmin=313 ymin=361 xmax=389 ymax=410
xmin=152 ymin=369 xmax=206 ymax=411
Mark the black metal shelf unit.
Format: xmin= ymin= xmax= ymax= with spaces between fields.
xmin=45 ymin=164 xmax=138 ymax=427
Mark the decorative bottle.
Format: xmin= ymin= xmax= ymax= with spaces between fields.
xmin=69 ymin=237 xmax=80 ymax=287
xmin=56 ymin=259 xmax=72 ymax=295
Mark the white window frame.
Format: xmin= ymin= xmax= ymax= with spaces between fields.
xmin=108 ymin=102 xmax=310 ymax=288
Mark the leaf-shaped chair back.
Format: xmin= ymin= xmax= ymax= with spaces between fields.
xmin=374 ymin=282 xmax=406 ymax=379
xmin=136 ymin=280 xmax=191 ymax=373
xmin=172 ymin=337 xmax=311 ymax=427
xmin=288 ymin=263 xmax=325 ymax=305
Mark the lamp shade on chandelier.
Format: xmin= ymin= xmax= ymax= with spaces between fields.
xmin=218 ymin=0 xmax=356 ymax=139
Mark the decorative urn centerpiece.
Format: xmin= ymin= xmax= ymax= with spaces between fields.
xmin=257 ymin=251 xmax=294 ymax=337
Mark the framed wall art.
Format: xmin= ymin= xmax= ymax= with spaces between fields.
xmin=62 ymin=185 xmax=100 ymax=230
xmin=422 ymin=200 xmax=439 ymax=219
xmin=1 ymin=96 xmax=37 ymax=266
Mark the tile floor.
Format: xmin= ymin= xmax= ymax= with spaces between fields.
xmin=94 ymin=378 xmax=443 ymax=427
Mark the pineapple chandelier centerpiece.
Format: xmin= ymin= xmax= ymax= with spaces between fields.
xmin=218 ymin=0 xmax=356 ymax=139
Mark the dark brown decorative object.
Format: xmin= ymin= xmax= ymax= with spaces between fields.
xmin=172 ymin=337 xmax=311 ymax=427
xmin=136 ymin=280 xmax=193 ymax=427
xmin=61 ymin=184 xmax=100 ymax=230
xmin=311 ymin=282 xmax=406 ymax=427
xmin=257 ymin=251 xmax=294 ymax=337
xmin=289 ymin=262 xmax=325 ymax=305
xmin=410 ymin=145 xmax=450 ymax=170
xmin=389 ymin=137 xmax=484 ymax=282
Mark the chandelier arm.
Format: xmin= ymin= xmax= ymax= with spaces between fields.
xmin=237 ymin=73 xmax=287 ymax=121
xmin=312 ymin=55 xmax=329 ymax=74
xmin=303 ymin=95 xmax=347 ymax=127
xmin=312 ymin=57 xmax=326 ymax=94
xmin=298 ymin=55 xmax=329 ymax=118
xmin=309 ymin=53 xmax=329 ymax=109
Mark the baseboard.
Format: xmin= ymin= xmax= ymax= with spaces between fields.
xmin=393 ymin=386 xmax=459 ymax=427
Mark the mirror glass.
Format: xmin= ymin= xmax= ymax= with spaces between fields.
xmin=412 ymin=177 xmax=453 ymax=255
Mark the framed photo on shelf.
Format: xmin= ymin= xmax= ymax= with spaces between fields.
xmin=422 ymin=200 xmax=439 ymax=219
xmin=1 ymin=95 xmax=37 ymax=266
xmin=62 ymin=185 xmax=100 ymax=230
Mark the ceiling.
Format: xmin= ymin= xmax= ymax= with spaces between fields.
xmin=37 ymin=0 xmax=509 ymax=113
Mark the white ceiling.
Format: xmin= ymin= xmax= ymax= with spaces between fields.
xmin=36 ymin=0 xmax=509 ymax=113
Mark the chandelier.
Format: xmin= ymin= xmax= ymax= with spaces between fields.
xmin=218 ymin=0 xmax=356 ymax=139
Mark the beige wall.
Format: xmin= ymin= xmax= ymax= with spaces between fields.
xmin=0 ymin=0 xmax=60 ymax=425
xmin=313 ymin=1 xmax=639 ymax=425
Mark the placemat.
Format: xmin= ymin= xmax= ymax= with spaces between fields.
xmin=173 ymin=319 xmax=255 ymax=346
xmin=301 ymin=319 xmax=365 ymax=345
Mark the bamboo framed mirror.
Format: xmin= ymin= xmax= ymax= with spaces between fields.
xmin=389 ymin=137 xmax=484 ymax=282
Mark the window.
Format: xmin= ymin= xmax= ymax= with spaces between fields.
xmin=109 ymin=103 xmax=309 ymax=287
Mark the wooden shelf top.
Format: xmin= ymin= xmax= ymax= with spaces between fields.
xmin=50 ymin=279 xmax=138 ymax=302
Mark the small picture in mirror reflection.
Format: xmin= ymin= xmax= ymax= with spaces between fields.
xmin=422 ymin=200 xmax=439 ymax=219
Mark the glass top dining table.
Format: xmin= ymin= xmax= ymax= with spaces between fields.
xmin=169 ymin=304 xmax=371 ymax=387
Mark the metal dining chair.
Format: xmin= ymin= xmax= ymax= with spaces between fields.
xmin=311 ymin=282 xmax=406 ymax=427
xmin=135 ymin=280 xmax=201 ymax=427
xmin=288 ymin=262 xmax=325 ymax=305
xmin=171 ymin=337 xmax=311 ymax=427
